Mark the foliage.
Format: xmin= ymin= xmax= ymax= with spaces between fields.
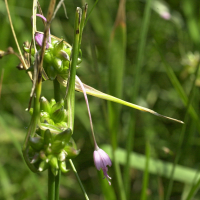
xmin=0 ymin=0 xmax=200 ymax=199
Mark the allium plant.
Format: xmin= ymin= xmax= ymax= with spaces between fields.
xmin=2 ymin=0 xmax=184 ymax=199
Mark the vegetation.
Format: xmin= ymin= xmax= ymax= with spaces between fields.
xmin=0 ymin=0 xmax=200 ymax=199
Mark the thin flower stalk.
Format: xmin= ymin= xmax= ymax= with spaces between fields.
xmin=76 ymin=75 xmax=112 ymax=184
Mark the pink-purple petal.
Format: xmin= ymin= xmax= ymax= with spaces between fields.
xmin=93 ymin=148 xmax=112 ymax=185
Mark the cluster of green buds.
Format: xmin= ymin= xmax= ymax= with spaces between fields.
xmin=23 ymin=14 xmax=81 ymax=82
xmin=27 ymin=97 xmax=80 ymax=175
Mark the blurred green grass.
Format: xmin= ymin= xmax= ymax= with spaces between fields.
xmin=1 ymin=0 xmax=200 ymax=199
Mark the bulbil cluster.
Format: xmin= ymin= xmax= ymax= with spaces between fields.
xmin=27 ymin=97 xmax=80 ymax=175
xmin=23 ymin=35 xmax=81 ymax=82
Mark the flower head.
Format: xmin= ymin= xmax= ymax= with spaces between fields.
xmin=93 ymin=147 xmax=112 ymax=185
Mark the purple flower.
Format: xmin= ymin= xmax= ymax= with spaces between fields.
xmin=35 ymin=32 xmax=49 ymax=48
xmin=93 ymin=148 xmax=112 ymax=185
xmin=31 ymin=14 xmax=51 ymax=49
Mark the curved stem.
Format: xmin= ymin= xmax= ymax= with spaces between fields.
xmin=76 ymin=76 xmax=98 ymax=149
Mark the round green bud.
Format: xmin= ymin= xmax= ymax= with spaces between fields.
xmin=40 ymin=97 xmax=51 ymax=113
xmin=29 ymin=136 xmax=44 ymax=151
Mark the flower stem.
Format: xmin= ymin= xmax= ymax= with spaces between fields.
xmin=75 ymin=76 xmax=98 ymax=149
xmin=69 ymin=159 xmax=89 ymax=200
xmin=48 ymin=168 xmax=55 ymax=200
xmin=55 ymin=170 xmax=61 ymax=200
xmin=66 ymin=7 xmax=81 ymax=132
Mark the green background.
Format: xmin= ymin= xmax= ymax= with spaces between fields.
xmin=0 ymin=0 xmax=200 ymax=199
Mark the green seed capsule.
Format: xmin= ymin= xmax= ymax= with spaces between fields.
xmin=64 ymin=138 xmax=80 ymax=158
xmin=59 ymin=50 xmax=70 ymax=61
xmin=41 ymin=118 xmax=55 ymax=125
xmin=40 ymin=123 xmax=62 ymax=135
xmin=54 ymin=40 xmax=64 ymax=55
xmin=40 ymin=111 xmax=50 ymax=118
xmin=53 ymin=128 xmax=72 ymax=143
xmin=55 ymin=122 xmax=68 ymax=129
xmin=52 ymin=57 xmax=63 ymax=73
xmin=51 ymin=140 xmax=66 ymax=153
xmin=40 ymin=97 xmax=51 ymax=113
xmin=39 ymin=151 xmax=47 ymax=161
xmin=50 ymin=99 xmax=56 ymax=107
xmin=51 ymin=167 xmax=58 ymax=176
xmin=59 ymin=161 xmax=70 ymax=173
xmin=64 ymin=47 xmax=72 ymax=56
xmin=30 ymin=153 xmax=40 ymax=164
xmin=29 ymin=136 xmax=44 ymax=151
xmin=77 ymin=57 xmax=82 ymax=65
xmin=65 ymin=147 xmax=80 ymax=158
xmin=58 ymin=151 xmax=66 ymax=162
xmin=50 ymin=156 xmax=59 ymax=170
xmin=44 ymin=50 xmax=52 ymax=63
xmin=46 ymin=65 xmax=57 ymax=81
xmin=44 ymin=129 xmax=52 ymax=145
xmin=51 ymin=106 xmax=65 ymax=123
xmin=51 ymin=99 xmax=64 ymax=114
xmin=23 ymin=46 xmax=35 ymax=55
xmin=38 ymin=160 xmax=49 ymax=172
xmin=51 ymin=129 xmax=72 ymax=153
xmin=26 ymin=107 xmax=33 ymax=115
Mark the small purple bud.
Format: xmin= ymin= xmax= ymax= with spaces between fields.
xmin=93 ymin=148 xmax=112 ymax=185
xmin=35 ymin=33 xmax=49 ymax=49
xmin=31 ymin=14 xmax=51 ymax=48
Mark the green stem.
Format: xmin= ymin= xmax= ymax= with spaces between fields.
xmin=22 ymin=55 xmax=42 ymax=172
xmin=55 ymin=170 xmax=61 ymax=200
xmin=48 ymin=168 xmax=55 ymax=200
xmin=53 ymin=79 xmax=61 ymax=102
xmin=140 ymin=142 xmax=150 ymax=200
xmin=69 ymin=159 xmax=89 ymax=200
xmin=66 ymin=8 xmax=81 ymax=132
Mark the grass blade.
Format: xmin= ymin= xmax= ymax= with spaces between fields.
xmin=107 ymin=0 xmax=126 ymax=199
